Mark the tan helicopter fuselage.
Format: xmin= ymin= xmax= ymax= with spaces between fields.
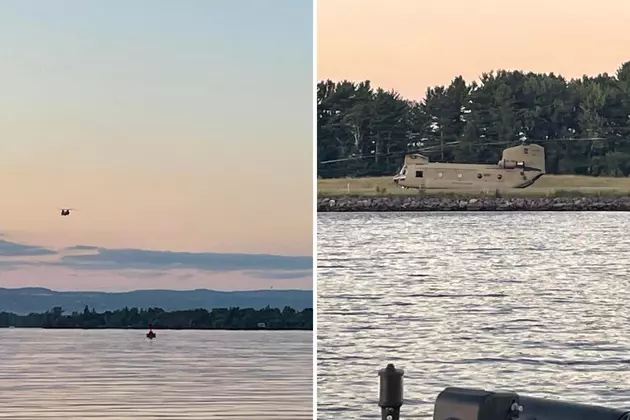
xmin=393 ymin=144 xmax=546 ymax=189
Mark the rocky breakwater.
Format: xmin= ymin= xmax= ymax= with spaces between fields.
xmin=317 ymin=195 xmax=630 ymax=212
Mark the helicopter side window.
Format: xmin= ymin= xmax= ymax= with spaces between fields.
xmin=415 ymin=170 xmax=423 ymax=178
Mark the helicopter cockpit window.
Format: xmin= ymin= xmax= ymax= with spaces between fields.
xmin=401 ymin=166 xmax=407 ymax=175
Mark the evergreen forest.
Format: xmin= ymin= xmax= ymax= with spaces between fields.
xmin=0 ymin=305 xmax=313 ymax=330
xmin=317 ymin=61 xmax=630 ymax=178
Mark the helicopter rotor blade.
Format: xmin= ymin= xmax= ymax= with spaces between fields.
xmin=318 ymin=136 xmax=622 ymax=165
xmin=319 ymin=141 xmax=463 ymax=164
xmin=318 ymin=140 xmax=511 ymax=165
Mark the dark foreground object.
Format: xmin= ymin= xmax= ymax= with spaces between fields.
xmin=319 ymin=195 xmax=630 ymax=212
xmin=379 ymin=364 xmax=404 ymax=420
xmin=378 ymin=363 xmax=630 ymax=420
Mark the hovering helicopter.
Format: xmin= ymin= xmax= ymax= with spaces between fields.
xmin=60 ymin=208 xmax=75 ymax=216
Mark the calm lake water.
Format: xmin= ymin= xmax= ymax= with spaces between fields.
xmin=0 ymin=329 xmax=312 ymax=419
xmin=317 ymin=212 xmax=630 ymax=419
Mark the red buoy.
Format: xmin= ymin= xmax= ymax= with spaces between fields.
xmin=146 ymin=324 xmax=156 ymax=339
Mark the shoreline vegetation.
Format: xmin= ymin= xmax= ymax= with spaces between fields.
xmin=0 ymin=306 xmax=313 ymax=331
xmin=317 ymin=175 xmax=630 ymax=212
xmin=317 ymin=175 xmax=630 ymax=198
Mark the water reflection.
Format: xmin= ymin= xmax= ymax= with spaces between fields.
xmin=0 ymin=329 xmax=312 ymax=419
xmin=318 ymin=212 xmax=630 ymax=419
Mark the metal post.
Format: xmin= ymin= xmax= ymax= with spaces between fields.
xmin=378 ymin=363 xmax=404 ymax=420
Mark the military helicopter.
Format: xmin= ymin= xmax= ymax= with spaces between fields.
xmin=320 ymin=137 xmax=608 ymax=190
xmin=60 ymin=208 xmax=75 ymax=216
xmin=392 ymin=141 xmax=547 ymax=189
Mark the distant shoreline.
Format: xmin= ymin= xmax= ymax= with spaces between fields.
xmin=0 ymin=306 xmax=313 ymax=330
xmin=317 ymin=195 xmax=630 ymax=212
xmin=0 ymin=287 xmax=313 ymax=315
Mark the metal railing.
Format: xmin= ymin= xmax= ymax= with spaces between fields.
xmin=377 ymin=363 xmax=630 ymax=420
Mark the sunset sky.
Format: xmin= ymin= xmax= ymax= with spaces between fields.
xmin=0 ymin=0 xmax=313 ymax=291
xmin=318 ymin=0 xmax=630 ymax=100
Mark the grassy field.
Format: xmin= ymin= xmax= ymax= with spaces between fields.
xmin=317 ymin=174 xmax=630 ymax=197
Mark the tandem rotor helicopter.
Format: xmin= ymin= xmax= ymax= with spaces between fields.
xmin=393 ymin=140 xmax=547 ymax=189
xmin=60 ymin=208 xmax=76 ymax=217
xmin=320 ymin=137 xmax=608 ymax=190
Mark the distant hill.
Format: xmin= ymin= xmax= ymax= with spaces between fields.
xmin=0 ymin=287 xmax=313 ymax=315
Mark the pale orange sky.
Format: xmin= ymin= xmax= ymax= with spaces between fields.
xmin=0 ymin=1 xmax=313 ymax=292
xmin=318 ymin=0 xmax=630 ymax=100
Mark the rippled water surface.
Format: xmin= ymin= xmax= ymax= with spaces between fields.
xmin=0 ymin=330 xmax=312 ymax=419
xmin=317 ymin=212 xmax=630 ymax=419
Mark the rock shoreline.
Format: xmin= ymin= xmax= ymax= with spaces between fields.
xmin=317 ymin=195 xmax=630 ymax=212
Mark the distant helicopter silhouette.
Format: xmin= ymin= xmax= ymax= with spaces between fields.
xmin=60 ymin=208 xmax=76 ymax=216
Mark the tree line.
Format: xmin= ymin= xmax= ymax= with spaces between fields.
xmin=0 ymin=305 xmax=313 ymax=330
xmin=317 ymin=60 xmax=630 ymax=178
